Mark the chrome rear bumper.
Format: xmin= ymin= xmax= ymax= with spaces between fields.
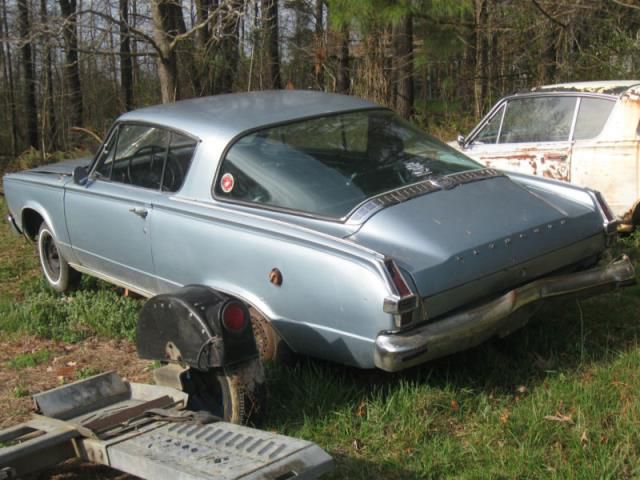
xmin=374 ymin=255 xmax=636 ymax=372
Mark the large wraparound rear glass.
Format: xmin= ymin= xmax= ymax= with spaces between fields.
xmin=214 ymin=109 xmax=482 ymax=219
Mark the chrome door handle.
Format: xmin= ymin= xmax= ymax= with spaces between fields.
xmin=129 ymin=207 xmax=148 ymax=219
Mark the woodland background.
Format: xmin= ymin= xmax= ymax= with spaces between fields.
xmin=2 ymin=0 xmax=640 ymax=159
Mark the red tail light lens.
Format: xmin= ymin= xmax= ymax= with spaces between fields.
xmin=221 ymin=302 xmax=247 ymax=333
xmin=385 ymin=260 xmax=412 ymax=297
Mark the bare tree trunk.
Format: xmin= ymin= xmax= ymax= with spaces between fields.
xmin=314 ymin=0 xmax=324 ymax=90
xmin=40 ymin=0 xmax=57 ymax=152
xmin=216 ymin=0 xmax=242 ymax=93
xmin=18 ymin=0 xmax=38 ymax=148
xmin=59 ymin=0 xmax=83 ymax=127
xmin=249 ymin=0 xmax=260 ymax=90
xmin=194 ymin=0 xmax=211 ymax=52
xmin=261 ymin=0 xmax=281 ymax=89
xmin=120 ymin=0 xmax=134 ymax=111
xmin=1 ymin=0 xmax=19 ymax=155
xmin=151 ymin=0 xmax=180 ymax=103
xmin=473 ymin=0 xmax=488 ymax=118
xmin=392 ymin=13 xmax=413 ymax=119
xmin=486 ymin=0 xmax=497 ymax=108
xmin=194 ymin=0 xmax=212 ymax=94
xmin=131 ymin=0 xmax=139 ymax=89
xmin=336 ymin=24 xmax=349 ymax=93
xmin=108 ymin=12 xmax=119 ymax=107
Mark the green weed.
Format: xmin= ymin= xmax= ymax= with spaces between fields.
xmin=0 ymin=282 xmax=140 ymax=342
xmin=7 ymin=349 xmax=53 ymax=370
xmin=12 ymin=385 xmax=29 ymax=398
xmin=75 ymin=367 xmax=103 ymax=380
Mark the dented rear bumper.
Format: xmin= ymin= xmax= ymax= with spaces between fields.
xmin=374 ymin=255 xmax=636 ymax=372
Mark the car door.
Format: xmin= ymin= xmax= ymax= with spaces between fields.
xmin=64 ymin=123 xmax=171 ymax=295
xmin=463 ymin=95 xmax=578 ymax=182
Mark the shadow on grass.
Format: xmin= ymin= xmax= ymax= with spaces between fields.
xmin=263 ymin=255 xmax=640 ymax=477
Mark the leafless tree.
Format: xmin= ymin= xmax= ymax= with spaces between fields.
xmin=120 ymin=0 xmax=134 ymax=110
xmin=18 ymin=0 xmax=38 ymax=148
xmin=59 ymin=0 xmax=83 ymax=127
xmin=261 ymin=0 xmax=281 ymax=89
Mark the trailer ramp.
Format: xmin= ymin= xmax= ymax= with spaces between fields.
xmin=0 ymin=372 xmax=333 ymax=479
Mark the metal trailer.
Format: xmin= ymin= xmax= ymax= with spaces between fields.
xmin=0 ymin=371 xmax=333 ymax=479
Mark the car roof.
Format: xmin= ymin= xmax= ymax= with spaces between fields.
xmin=530 ymin=80 xmax=640 ymax=96
xmin=117 ymin=90 xmax=380 ymax=143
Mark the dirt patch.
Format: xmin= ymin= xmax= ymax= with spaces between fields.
xmin=0 ymin=335 xmax=151 ymax=478
xmin=0 ymin=335 xmax=152 ymax=428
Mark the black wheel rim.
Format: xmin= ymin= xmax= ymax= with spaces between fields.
xmin=41 ymin=232 xmax=61 ymax=281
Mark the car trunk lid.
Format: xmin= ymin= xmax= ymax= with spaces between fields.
xmin=348 ymin=176 xmax=603 ymax=298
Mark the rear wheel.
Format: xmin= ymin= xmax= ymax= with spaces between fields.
xmin=250 ymin=308 xmax=293 ymax=364
xmin=37 ymin=223 xmax=80 ymax=293
xmin=183 ymin=359 xmax=265 ymax=425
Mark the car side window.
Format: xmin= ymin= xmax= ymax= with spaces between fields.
xmin=573 ymin=97 xmax=615 ymax=140
xmin=499 ymin=97 xmax=577 ymax=143
xmin=108 ymin=125 xmax=170 ymax=188
xmin=93 ymin=124 xmax=197 ymax=192
xmin=94 ymin=129 xmax=118 ymax=179
xmin=162 ymin=132 xmax=198 ymax=192
xmin=473 ymin=104 xmax=505 ymax=145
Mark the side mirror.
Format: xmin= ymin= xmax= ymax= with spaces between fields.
xmin=73 ymin=165 xmax=89 ymax=185
xmin=456 ymin=134 xmax=466 ymax=148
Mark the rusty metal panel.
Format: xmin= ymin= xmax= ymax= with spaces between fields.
xmin=478 ymin=144 xmax=572 ymax=181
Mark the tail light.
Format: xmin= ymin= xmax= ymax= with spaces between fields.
xmin=221 ymin=302 xmax=248 ymax=333
xmin=385 ymin=259 xmax=412 ymax=297
xmin=383 ymin=259 xmax=420 ymax=328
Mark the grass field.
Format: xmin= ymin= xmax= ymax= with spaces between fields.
xmin=0 ymin=196 xmax=639 ymax=479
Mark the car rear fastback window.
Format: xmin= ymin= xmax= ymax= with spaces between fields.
xmin=214 ymin=109 xmax=481 ymax=219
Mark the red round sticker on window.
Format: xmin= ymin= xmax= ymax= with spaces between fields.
xmin=220 ymin=173 xmax=235 ymax=193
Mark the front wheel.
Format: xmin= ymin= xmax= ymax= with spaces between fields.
xmin=183 ymin=359 xmax=266 ymax=425
xmin=37 ymin=222 xmax=80 ymax=293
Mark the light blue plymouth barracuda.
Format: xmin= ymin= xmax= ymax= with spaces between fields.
xmin=3 ymin=91 xmax=636 ymax=372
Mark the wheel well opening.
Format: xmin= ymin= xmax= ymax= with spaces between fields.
xmin=248 ymin=306 xmax=284 ymax=337
xmin=22 ymin=209 xmax=44 ymax=240
xmin=247 ymin=305 xmax=295 ymax=362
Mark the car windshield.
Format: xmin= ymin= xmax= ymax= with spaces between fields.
xmin=214 ymin=109 xmax=482 ymax=219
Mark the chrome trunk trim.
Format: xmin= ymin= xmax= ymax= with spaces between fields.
xmin=347 ymin=168 xmax=505 ymax=224
xmin=374 ymin=255 xmax=636 ymax=372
